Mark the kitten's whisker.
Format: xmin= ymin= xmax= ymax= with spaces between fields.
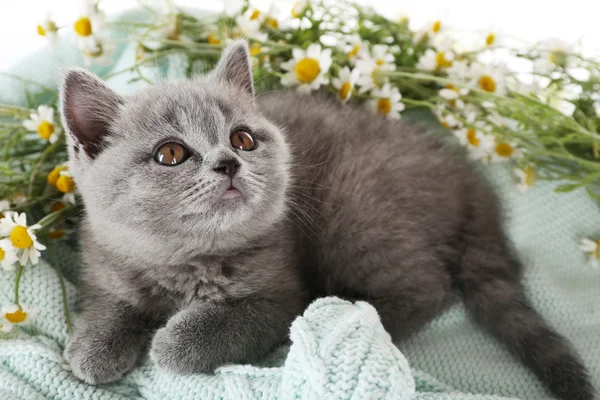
xmin=253 ymin=67 xmax=282 ymax=86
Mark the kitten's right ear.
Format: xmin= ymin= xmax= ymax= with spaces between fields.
xmin=60 ymin=68 xmax=123 ymax=159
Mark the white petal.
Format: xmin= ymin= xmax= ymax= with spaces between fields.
xmin=439 ymin=89 xmax=459 ymax=100
xmin=19 ymin=249 xmax=29 ymax=266
xmin=579 ymin=239 xmax=597 ymax=252
xmin=291 ymin=48 xmax=305 ymax=61
xmin=0 ymin=321 xmax=12 ymax=333
xmin=23 ymin=120 xmax=38 ymax=131
xmin=17 ymin=213 xmax=28 ymax=226
xmin=1 ymin=304 xmax=19 ymax=314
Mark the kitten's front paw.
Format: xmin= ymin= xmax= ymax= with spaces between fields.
xmin=65 ymin=333 xmax=139 ymax=385
xmin=150 ymin=314 xmax=219 ymax=374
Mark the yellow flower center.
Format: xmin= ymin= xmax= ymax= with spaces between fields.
xmin=38 ymin=20 xmax=57 ymax=37
xmin=339 ymin=82 xmax=352 ymax=100
xmin=441 ymin=120 xmax=450 ymax=129
xmin=295 ymin=57 xmax=320 ymax=83
xmin=594 ymin=240 xmax=600 ymax=260
xmin=74 ymin=17 xmax=93 ymax=37
xmin=207 ymin=34 xmax=221 ymax=45
xmin=37 ymin=121 xmax=55 ymax=140
xmin=48 ymin=165 xmax=68 ymax=187
xmin=250 ymin=43 xmax=262 ymax=56
xmin=50 ymin=201 xmax=66 ymax=213
xmin=56 ymin=175 xmax=75 ymax=194
xmin=250 ymin=9 xmax=261 ymax=20
xmin=495 ymin=142 xmax=514 ymax=158
xmin=435 ymin=51 xmax=452 ymax=68
xmin=348 ymin=45 xmax=361 ymax=59
xmin=376 ymin=59 xmax=385 ymax=66
xmin=445 ymin=83 xmax=458 ymax=91
xmin=549 ymin=50 xmax=567 ymax=67
xmin=466 ymin=129 xmax=480 ymax=147
xmin=5 ymin=308 xmax=27 ymax=324
xmin=10 ymin=226 xmax=33 ymax=249
xmin=291 ymin=2 xmax=304 ymax=18
xmin=266 ymin=18 xmax=279 ymax=29
xmin=0 ymin=247 xmax=5 ymax=261
xmin=479 ymin=75 xmax=497 ymax=92
xmin=524 ymin=166 xmax=537 ymax=187
xmin=486 ymin=33 xmax=495 ymax=46
xmin=432 ymin=20 xmax=441 ymax=33
xmin=48 ymin=230 xmax=66 ymax=240
xmin=377 ymin=98 xmax=392 ymax=115
xmin=371 ymin=67 xmax=387 ymax=87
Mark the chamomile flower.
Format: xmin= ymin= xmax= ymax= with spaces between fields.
xmin=515 ymin=165 xmax=536 ymax=193
xmin=580 ymin=238 xmax=600 ymax=269
xmin=484 ymin=33 xmax=496 ymax=47
xmin=416 ymin=49 xmax=454 ymax=71
xmin=490 ymin=140 xmax=521 ymax=163
xmin=368 ymin=83 xmax=405 ymax=120
xmin=1 ymin=303 xmax=34 ymax=326
xmin=281 ymin=44 xmax=332 ymax=93
xmin=0 ymin=212 xmax=46 ymax=267
xmin=332 ymin=67 xmax=360 ymax=103
xmin=0 ymin=319 xmax=12 ymax=334
xmin=453 ymin=127 xmax=495 ymax=161
xmin=73 ymin=1 xmax=107 ymax=64
xmin=413 ymin=20 xmax=443 ymax=43
xmin=439 ymin=84 xmax=469 ymax=109
xmin=437 ymin=113 xmax=460 ymax=129
xmin=469 ymin=63 xmax=507 ymax=95
xmin=447 ymin=60 xmax=471 ymax=84
xmin=291 ymin=0 xmax=309 ymax=18
xmin=23 ymin=105 xmax=61 ymax=143
xmin=0 ymin=239 xmax=18 ymax=272
xmin=37 ymin=15 xmax=58 ymax=42
xmin=57 ymin=170 xmax=77 ymax=204
xmin=235 ymin=9 xmax=268 ymax=42
xmin=261 ymin=4 xmax=280 ymax=30
xmin=356 ymin=46 xmax=395 ymax=93
xmin=345 ymin=35 xmax=367 ymax=64
xmin=535 ymin=38 xmax=572 ymax=72
xmin=47 ymin=163 xmax=69 ymax=188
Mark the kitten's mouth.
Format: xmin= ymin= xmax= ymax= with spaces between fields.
xmin=221 ymin=181 xmax=243 ymax=200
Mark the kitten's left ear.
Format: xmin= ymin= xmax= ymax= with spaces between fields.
xmin=211 ymin=40 xmax=254 ymax=97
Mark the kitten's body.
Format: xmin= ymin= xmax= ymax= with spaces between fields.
xmin=61 ymin=42 xmax=594 ymax=400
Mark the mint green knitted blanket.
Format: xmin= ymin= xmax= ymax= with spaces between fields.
xmin=1 ymin=18 xmax=599 ymax=400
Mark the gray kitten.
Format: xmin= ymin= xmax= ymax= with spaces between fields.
xmin=60 ymin=41 xmax=593 ymax=400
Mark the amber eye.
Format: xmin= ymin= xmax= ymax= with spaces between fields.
xmin=230 ymin=130 xmax=255 ymax=151
xmin=154 ymin=142 xmax=189 ymax=166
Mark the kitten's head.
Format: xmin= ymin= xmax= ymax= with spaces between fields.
xmin=60 ymin=41 xmax=290 ymax=262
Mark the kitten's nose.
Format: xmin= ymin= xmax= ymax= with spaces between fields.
xmin=213 ymin=158 xmax=240 ymax=179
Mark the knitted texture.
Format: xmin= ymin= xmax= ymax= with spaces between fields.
xmin=1 ymin=11 xmax=599 ymax=399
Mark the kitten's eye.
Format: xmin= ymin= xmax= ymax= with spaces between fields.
xmin=230 ymin=130 xmax=255 ymax=151
xmin=154 ymin=142 xmax=189 ymax=166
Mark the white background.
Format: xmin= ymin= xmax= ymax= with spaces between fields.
xmin=0 ymin=0 xmax=598 ymax=71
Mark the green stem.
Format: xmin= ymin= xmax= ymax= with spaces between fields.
xmin=0 ymin=72 xmax=55 ymax=93
xmin=14 ymin=263 xmax=24 ymax=305
xmin=47 ymin=239 xmax=72 ymax=335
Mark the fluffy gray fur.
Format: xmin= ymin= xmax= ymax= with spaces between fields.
xmin=60 ymin=41 xmax=594 ymax=400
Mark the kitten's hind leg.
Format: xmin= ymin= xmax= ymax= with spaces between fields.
xmin=337 ymin=251 xmax=455 ymax=341
xmin=149 ymin=296 xmax=304 ymax=374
